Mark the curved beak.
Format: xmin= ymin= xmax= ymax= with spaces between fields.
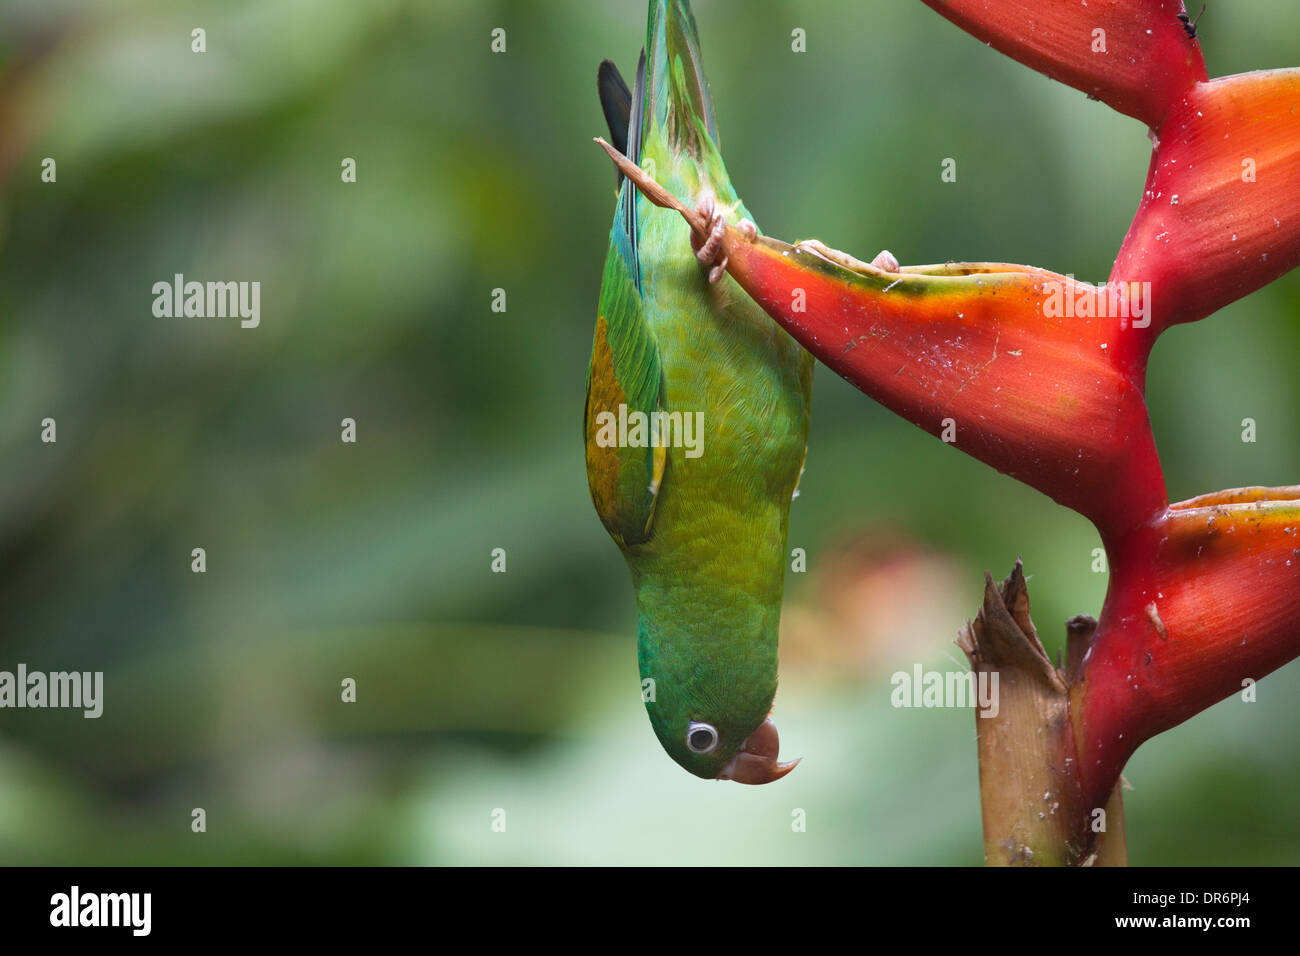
xmin=716 ymin=717 xmax=800 ymax=785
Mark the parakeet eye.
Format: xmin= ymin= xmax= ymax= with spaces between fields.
xmin=686 ymin=721 xmax=719 ymax=754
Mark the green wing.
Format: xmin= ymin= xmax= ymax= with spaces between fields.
xmin=584 ymin=229 xmax=665 ymax=549
xmin=584 ymin=1 xmax=723 ymax=549
xmin=587 ymin=47 xmax=664 ymax=549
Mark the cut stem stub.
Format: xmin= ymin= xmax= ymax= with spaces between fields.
xmin=957 ymin=562 xmax=1127 ymax=866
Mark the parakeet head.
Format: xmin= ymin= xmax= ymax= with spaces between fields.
xmin=634 ymin=594 xmax=799 ymax=784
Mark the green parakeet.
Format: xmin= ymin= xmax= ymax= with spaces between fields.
xmin=585 ymin=0 xmax=813 ymax=783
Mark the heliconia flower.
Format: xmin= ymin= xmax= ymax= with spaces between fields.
xmin=596 ymin=135 xmax=1168 ymax=543
xmin=918 ymin=0 xmax=1207 ymax=127
xmin=1111 ymin=69 xmax=1300 ymax=331
xmin=1071 ymin=487 xmax=1300 ymax=813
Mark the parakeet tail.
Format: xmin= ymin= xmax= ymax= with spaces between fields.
xmin=643 ymin=0 xmax=719 ymax=153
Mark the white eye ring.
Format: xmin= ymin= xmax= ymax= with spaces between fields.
xmin=686 ymin=721 xmax=719 ymax=754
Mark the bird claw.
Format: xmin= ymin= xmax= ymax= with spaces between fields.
xmin=692 ymin=196 xmax=729 ymax=284
xmin=795 ymin=239 xmax=901 ymax=275
xmin=871 ymin=249 xmax=900 ymax=273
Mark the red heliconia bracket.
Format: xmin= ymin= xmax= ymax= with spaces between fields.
xmin=596 ymin=0 xmax=1300 ymax=865
xmin=1074 ymin=488 xmax=1300 ymax=816
xmin=1114 ymin=69 xmax=1300 ymax=330
xmin=919 ymin=0 xmax=1208 ymax=126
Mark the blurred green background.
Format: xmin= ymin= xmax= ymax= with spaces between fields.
xmin=1 ymin=0 xmax=1297 ymax=865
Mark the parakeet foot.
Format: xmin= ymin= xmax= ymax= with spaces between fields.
xmin=794 ymin=239 xmax=900 ymax=274
xmin=872 ymin=249 xmax=900 ymax=272
xmin=691 ymin=197 xmax=729 ymax=284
